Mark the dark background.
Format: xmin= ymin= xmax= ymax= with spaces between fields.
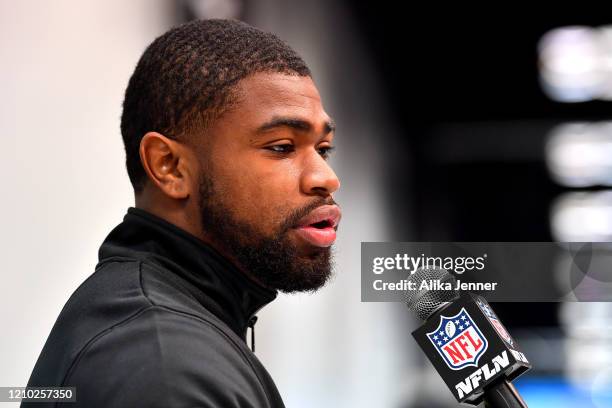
xmin=342 ymin=8 xmax=612 ymax=328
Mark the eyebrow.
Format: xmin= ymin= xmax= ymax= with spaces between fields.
xmin=255 ymin=116 xmax=336 ymax=135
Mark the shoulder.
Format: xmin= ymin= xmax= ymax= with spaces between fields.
xmin=63 ymin=306 xmax=270 ymax=407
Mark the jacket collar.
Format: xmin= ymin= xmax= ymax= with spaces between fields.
xmin=97 ymin=207 xmax=277 ymax=339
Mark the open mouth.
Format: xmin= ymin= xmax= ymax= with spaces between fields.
xmin=293 ymin=205 xmax=341 ymax=247
xmin=310 ymin=219 xmax=333 ymax=229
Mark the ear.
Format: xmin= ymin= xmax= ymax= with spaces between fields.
xmin=139 ymin=132 xmax=195 ymax=199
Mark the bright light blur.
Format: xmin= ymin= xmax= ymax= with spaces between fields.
xmin=550 ymin=191 xmax=612 ymax=242
xmin=559 ymin=302 xmax=612 ymax=408
xmin=547 ymin=117 xmax=612 ymax=407
xmin=546 ymin=122 xmax=612 ymax=187
xmin=599 ymin=26 xmax=612 ymax=100
xmin=538 ymin=26 xmax=612 ymax=102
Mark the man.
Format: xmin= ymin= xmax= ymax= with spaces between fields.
xmin=24 ymin=19 xmax=340 ymax=407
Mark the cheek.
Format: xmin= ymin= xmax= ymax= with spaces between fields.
xmin=212 ymin=156 xmax=302 ymax=230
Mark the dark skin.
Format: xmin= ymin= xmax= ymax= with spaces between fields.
xmin=135 ymin=72 xmax=340 ymax=285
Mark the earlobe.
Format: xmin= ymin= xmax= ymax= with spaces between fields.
xmin=139 ymin=132 xmax=192 ymax=200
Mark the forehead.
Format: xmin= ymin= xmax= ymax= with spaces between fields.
xmin=229 ymin=72 xmax=329 ymax=125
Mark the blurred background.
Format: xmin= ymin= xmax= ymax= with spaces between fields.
xmin=2 ymin=1 xmax=612 ymax=407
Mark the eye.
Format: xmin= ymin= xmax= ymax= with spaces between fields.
xmin=317 ymin=145 xmax=336 ymax=159
xmin=265 ymin=144 xmax=295 ymax=154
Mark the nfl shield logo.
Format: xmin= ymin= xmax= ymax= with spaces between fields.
xmin=427 ymin=308 xmax=488 ymax=370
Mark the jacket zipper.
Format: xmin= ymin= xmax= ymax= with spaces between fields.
xmin=247 ymin=315 xmax=258 ymax=353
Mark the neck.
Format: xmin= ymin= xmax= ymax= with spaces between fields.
xmin=135 ymin=189 xmax=201 ymax=240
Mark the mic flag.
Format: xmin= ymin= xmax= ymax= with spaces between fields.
xmin=412 ymin=293 xmax=531 ymax=405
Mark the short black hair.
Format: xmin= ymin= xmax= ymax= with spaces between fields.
xmin=120 ymin=19 xmax=311 ymax=193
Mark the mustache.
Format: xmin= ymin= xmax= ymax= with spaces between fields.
xmin=279 ymin=197 xmax=339 ymax=233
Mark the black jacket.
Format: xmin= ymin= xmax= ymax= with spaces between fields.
xmin=24 ymin=207 xmax=285 ymax=407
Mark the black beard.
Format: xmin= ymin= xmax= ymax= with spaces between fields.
xmin=198 ymin=175 xmax=335 ymax=293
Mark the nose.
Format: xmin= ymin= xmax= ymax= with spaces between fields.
xmin=300 ymin=152 xmax=341 ymax=197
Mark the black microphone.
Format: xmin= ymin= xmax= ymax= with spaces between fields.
xmin=406 ymin=267 xmax=531 ymax=407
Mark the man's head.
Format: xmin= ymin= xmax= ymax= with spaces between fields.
xmin=121 ymin=19 xmax=341 ymax=293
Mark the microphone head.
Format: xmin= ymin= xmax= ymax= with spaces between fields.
xmin=405 ymin=267 xmax=460 ymax=321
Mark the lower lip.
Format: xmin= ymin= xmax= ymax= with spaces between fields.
xmin=293 ymin=226 xmax=337 ymax=247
